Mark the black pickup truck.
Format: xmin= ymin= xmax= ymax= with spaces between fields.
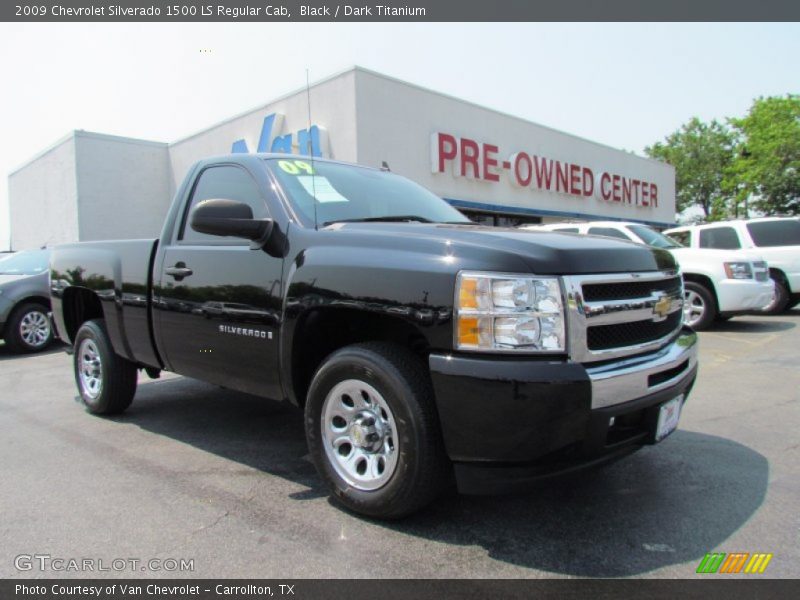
xmin=50 ymin=154 xmax=698 ymax=518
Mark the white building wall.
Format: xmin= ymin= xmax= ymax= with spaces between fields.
xmin=168 ymin=69 xmax=360 ymax=192
xmin=8 ymin=135 xmax=79 ymax=250
xmin=353 ymin=68 xmax=675 ymax=226
xmin=75 ymin=133 xmax=171 ymax=241
xmin=7 ymin=67 xmax=678 ymax=247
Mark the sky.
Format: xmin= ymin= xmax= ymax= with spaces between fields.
xmin=1 ymin=22 xmax=799 ymax=250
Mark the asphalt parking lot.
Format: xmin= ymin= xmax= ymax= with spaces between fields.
xmin=1 ymin=310 xmax=798 ymax=579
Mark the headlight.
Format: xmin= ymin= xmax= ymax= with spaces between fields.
xmin=724 ymin=262 xmax=753 ymax=279
xmin=455 ymin=271 xmax=566 ymax=352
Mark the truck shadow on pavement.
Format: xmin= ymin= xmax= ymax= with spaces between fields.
xmin=127 ymin=376 xmax=324 ymax=494
xmin=128 ymin=376 xmax=768 ymax=578
xmin=392 ymin=431 xmax=768 ymax=577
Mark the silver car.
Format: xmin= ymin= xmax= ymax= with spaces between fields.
xmin=0 ymin=249 xmax=54 ymax=353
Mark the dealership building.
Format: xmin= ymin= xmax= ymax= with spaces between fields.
xmin=8 ymin=67 xmax=675 ymax=250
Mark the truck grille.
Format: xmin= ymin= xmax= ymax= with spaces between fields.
xmin=563 ymin=270 xmax=685 ymax=363
xmin=582 ymin=276 xmax=682 ymax=302
xmin=588 ymin=311 xmax=682 ymax=351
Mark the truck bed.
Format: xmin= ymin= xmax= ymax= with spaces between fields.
xmin=50 ymin=239 xmax=161 ymax=369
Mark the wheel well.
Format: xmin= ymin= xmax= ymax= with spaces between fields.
xmin=13 ymin=295 xmax=50 ymax=312
xmin=682 ymin=273 xmax=719 ymax=311
xmin=291 ymin=308 xmax=430 ymax=406
xmin=769 ymin=268 xmax=789 ymax=290
xmin=61 ymin=288 xmax=103 ymax=343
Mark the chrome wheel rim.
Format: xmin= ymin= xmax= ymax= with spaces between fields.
xmin=19 ymin=310 xmax=51 ymax=348
xmin=321 ymin=379 xmax=399 ymax=491
xmin=78 ymin=339 xmax=103 ymax=399
xmin=683 ymin=290 xmax=706 ymax=327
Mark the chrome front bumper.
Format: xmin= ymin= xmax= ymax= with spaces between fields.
xmin=586 ymin=328 xmax=698 ymax=409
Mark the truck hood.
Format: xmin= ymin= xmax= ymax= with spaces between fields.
xmin=325 ymin=222 xmax=677 ymax=274
xmin=0 ymin=273 xmax=41 ymax=287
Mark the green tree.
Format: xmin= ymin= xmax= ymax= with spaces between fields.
xmin=729 ymin=95 xmax=800 ymax=215
xmin=645 ymin=117 xmax=735 ymax=219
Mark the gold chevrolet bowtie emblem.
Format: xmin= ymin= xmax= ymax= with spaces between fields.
xmin=653 ymin=295 xmax=672 ymax=320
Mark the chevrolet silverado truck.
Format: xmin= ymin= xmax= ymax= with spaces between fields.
xmin=523 ymin=221 xmax=773 ymax=330
xmin=50 ymin=154 xmax=698 ymax=519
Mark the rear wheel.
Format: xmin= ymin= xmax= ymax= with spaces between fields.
xmin=683 ymin=282 xmax=716 ymax=330
xmin=3 ymin=302 xmax=53 ymax=353
xmin=73 ymin=319 xmax=137 ymax=415
xmin=304 ymin=342 xmax=450 ymax=519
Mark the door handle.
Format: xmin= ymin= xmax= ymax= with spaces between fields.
xmin=165 ymin=264 xmax=193 ymax=280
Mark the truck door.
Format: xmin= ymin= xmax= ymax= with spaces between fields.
xmin=154 ymin=164 xmax=283 ymax=399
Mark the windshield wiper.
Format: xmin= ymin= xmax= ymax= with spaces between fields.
xmin=323 ymin=215 xmax=434 ymax=226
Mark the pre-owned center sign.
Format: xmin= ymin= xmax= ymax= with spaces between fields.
xmin=431 ymin=132 xmax=659 ymax=208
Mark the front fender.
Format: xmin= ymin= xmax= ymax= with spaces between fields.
xmin=279 ymin=244 xmax=458 ymax=404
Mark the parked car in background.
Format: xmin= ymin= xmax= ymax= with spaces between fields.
xmin=0 ymin=249 xmax=55 ymax=353
xmin=522 ymin=221 xmax=773 ymax=330
xmin=665 ymin=218 xmax=800 ymax=314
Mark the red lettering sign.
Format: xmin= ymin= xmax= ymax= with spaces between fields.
xmin=512 ymin=152 xmax=532 ymax=187
xmin=569 ymin=164 xmax=581 ymax=195
xmin=432 ymin=132 xmax=457 ymax=173
xmin=582 ymin=167 xmax=594 ymax=197
xmin=534 ymin=156 xmax=553 ymax=190
xmin=460 ymin=138 xmax=480 ymax=178
xmin=483 ymin=143 xmax=499 ymax=182
xmin=430 ymin=132 xmax=659 ymax=210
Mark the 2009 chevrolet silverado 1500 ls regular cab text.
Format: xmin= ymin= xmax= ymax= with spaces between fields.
xmin=50 ymin=154 xmax=698 ymax=518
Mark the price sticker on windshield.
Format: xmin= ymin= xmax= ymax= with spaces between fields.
xmin=278 ymin=160 xmax=315 ymax=175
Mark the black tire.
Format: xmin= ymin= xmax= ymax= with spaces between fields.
xmin=761 ymin=274 xmax=790 ymax=315
xmin=304 ymin=342 xmax=450 ymax=519
xmin=73 ymin=319 xmax=137 ymax=415
xmin=683 ymin=282 xmax=716 ymax=331
xmin=3 ymin=302 xmax=54 ymax=353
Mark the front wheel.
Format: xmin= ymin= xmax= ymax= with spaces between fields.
xmin=73 ymin=319 xmax=137 ymax=415
xmin=761 ymin=275 xmax=790 ymax=314
xmin=683 ymin=282 xmax=716 ymax=330
xmin=3 ymin=303 xmax=53 ymax=353
xmin=304 ymin=342 xmax=450 ymax=519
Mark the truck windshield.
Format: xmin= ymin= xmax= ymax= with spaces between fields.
xmin=628 ymin=225 xmax=682 ymax=249
xmin=0 ymin=249 xmax=50 ymax=275
xmin=265 ymin=158 xmax=470 ymax=227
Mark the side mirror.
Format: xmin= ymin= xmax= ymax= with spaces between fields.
xmin=190 ymin=199 xmax=274 ymax=248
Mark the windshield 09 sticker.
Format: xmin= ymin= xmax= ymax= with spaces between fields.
xmin=297 ymin=176 xmax=349 ymax=203
xmin=278 ymin=159 xmax=315 ymax=175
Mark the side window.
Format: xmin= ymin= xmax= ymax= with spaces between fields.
xmin=588 ymin=227 xmax=631 ymax=241
xmin=180 ymin=165 xmax=268 ymax=243
xmin=553 ymin=227 xmax=580 ymax=233
xmin=699 ymin=227 xmax=741 ymax=249
xmin=667 ymin=231 xmax=691 ymax=247
xmin=746 ymin=220 xmax=800 ymax=247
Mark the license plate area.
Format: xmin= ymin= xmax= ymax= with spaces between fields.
xmin=655 ymin=394 xmax=684 ymax=442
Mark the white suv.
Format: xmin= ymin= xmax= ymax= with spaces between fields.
xmin=665 ymin=218 xmax=800 ymax=314
xmin=522 ymin=221 xmax=774 ymax=330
